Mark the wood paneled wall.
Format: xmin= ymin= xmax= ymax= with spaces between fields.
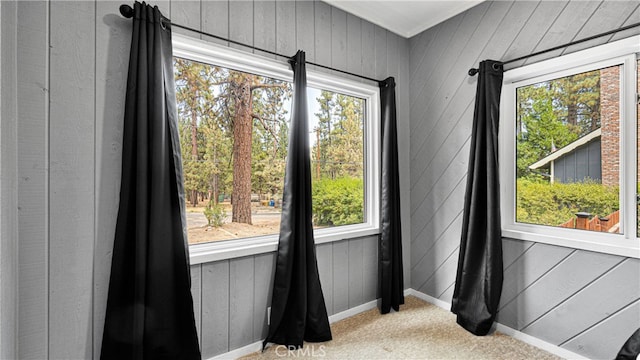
xmin=408 ymin=1 xmax=640 ymax=359
xmin=8 ymin=1 xmax=410 ymax=359
xmin=1 ymin=2 xmax=19 ymax=358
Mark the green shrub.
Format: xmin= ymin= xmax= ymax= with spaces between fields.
xmin=516 ymin=178 xmax=619 ymax=226
xmin=204 ymin=202 xmax=226 ymax=228
xmin=312 ymin=177 xmax=364 ymax=226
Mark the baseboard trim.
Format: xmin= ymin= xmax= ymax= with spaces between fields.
xmin=209 ymin=340 xmax=263 ymax=360
xmin=406 ymin=288 xmax=588 ymax=360
xmin=328 ymin=299 xmax=378 ymax=324
xmin=207 ymin=299 xmax=379 ymax=360
xmin=494 ymin=323 xmax=588 ymax=360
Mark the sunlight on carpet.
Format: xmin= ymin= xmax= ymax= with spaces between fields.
xmin=241 ymin=296 xmax=562 ymax=360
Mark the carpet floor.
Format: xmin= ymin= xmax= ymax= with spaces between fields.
xmin=242 ymin=296 xmax=562 ymax=359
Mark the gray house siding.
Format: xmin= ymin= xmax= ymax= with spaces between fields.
xmin=408 ymin=1 xmax=640 ymax=359
xmin=5 ymin=1 xmax=410 ymax=359
xmin=554 ymin=138 xmax=602 ymax=183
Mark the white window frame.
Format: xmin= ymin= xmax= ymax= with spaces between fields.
xmin=172 ymin=34 xmax=381 ymax=264
xmin=500 ymin=35 xmax=640 ymax=259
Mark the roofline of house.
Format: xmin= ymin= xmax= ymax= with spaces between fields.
xmin=528 ymin=128 xmax=602 ymax=170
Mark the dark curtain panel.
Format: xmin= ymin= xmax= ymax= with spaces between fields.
xmin=101 ymin=2 xmax=200 ymax=359
xmin=263 ymin=50 xmax=332 ymax=349
xmin=378 ymin=77 xmax=404 ymax=314
xmin=451 ymin=60 xmax=504 ymax=336
xmin=616 ymin=328 xmax=640 ymax=360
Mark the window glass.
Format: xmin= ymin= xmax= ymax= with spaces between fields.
xmin=515 ymin=65 xmax=621 ymax=234
xmin=174 ymin=58 xmax=365 ymax=245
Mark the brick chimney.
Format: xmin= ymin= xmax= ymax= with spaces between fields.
xmin=600 ymin=66 xmax=620 ymax=187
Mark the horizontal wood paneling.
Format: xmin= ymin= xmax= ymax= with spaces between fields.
xmin=408 ymin=1 xmax=640 ymax=359
xmin=11 ymin=1 xmax=409 ymax=358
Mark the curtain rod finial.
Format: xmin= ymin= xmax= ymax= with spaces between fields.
xmin=119 ymin=4 xmax=134 ymax=18
xmin=468 ymin=68 xmax=479 ymax=76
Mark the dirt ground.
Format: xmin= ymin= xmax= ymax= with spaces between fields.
xmin=186 ymin=202 xmax=281 ymax=244
xmin=187 ymin=218 xmax=281 ymax=244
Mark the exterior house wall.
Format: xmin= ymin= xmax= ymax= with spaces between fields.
xmin=553 ymin=138 xmax=602 ymax=183
xmin=9 ymin=1 xmax=411 ymax=359
xmin=408 ymin=1 xmax=640 ymax=359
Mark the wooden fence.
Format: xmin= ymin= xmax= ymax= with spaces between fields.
xmin=559 ymin=210 xmax=620 ymax=233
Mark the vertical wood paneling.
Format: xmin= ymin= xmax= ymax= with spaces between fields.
xmin=93 ymin=3 xmax=130 ymax=358
xmin=276 ymin=0 xmax=295 ymax=56
xmin=332 ymin=240 xmax=349 ymax=313
xmin=253 ymin=0 xmax=276 ymax=59
xmin=374 ymin=26 xmax=386 ymax=80
xmin=229 ymin=257 xmax=255 ymax=350
xmin=295 ymin=0 xmax=315 ymax=61
xmin=346 ymin=13 xmax=361 ymax=77
xmin=397 ymin=36 xmax=411 ymax=289
xmin=316 ymin=243 xmax=334 ymax=315
xmin=48 ymin=2 xmax=95 ymax=359
xmin=191 ymin=265 xmax=202 ymax=346
xmin=360 ymin=20 xmax=375 ymax=79
xmin=253 ymin=253 xmax=275 ymax=341
xmin=170 ymin=1 xmax=201 ymax=36
xmin=330 ymin=6 xmax=347 ymax=74
xmin=362 ymin=236 xmax=377 ymax=301
xmin=229 ymin=1 xmax=253 ymax=52
xmin=348 ymin=238 xmax=364 ymax=307
xmin=202 ymin=0 xmax=229 ymax=46
xmin=201 ymin=260 xmax=229 ymax=358
xmin=0 ymin=2 xmax=19 ymax=358
xmin=313 ymin=1 xmax=331 ymax=69
xmin=16 ymin=2 xmax=48 ymax=358
xmin=11 ymin=1 xmax=409 ymax=358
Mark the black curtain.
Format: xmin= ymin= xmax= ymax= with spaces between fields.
xmin=378 ymin=77 xmax=404 ymax=314
xmin=617 ymin=328 xmax=640 ymax=360
xmin=451 ymin=60 xmax=504 ymax=336
xmin=101 ymin=3 xmax=200 ymax=359
xmin=263 ymin=50 xmax=332 ymax=349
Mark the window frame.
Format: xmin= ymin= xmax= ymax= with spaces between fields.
xmin=172 ymin=34 xmax=381 ymax=264
xmin=499 ymin=35 xmax=640 ymax=259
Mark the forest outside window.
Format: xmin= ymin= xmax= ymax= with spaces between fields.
xmin=500 ymin=36 xmax=640 ymax=258
xmin=172 ymin=34 xmax=380 ymax=259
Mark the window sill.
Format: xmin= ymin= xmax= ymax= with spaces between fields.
xmin=189 ymin=226 xmax=380 ymax=265
xmin=502 ymin=227 xmax=640 ymax=259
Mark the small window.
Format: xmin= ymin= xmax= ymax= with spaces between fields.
xmin=172 ymin=34 xmax=380 ymax=260
xmin=500 ymin=35 xmax=640 ymax=258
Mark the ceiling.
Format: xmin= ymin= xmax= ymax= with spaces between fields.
xmin=322 ymin=1 xmax=484 ymax=38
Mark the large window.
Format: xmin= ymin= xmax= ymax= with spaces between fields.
xmin=500 ymin=36 xmax=639 ymax=258
xmin=173 ymin=34 xmax=380 ymax=262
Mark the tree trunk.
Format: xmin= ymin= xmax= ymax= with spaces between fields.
xmin=231 ymin=75 xmax=253 ymax=224
xmin=190 ymin=111 xmax=198 ymax=206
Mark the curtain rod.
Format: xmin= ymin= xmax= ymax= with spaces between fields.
xmin=119 ymin=4 xmax=383 ymax=84
xmin=468 ymin=21 xmax=640 ymax=76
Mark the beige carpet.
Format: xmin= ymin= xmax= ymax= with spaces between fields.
xmin=242 ymin=296 xmax=562 ymax=360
